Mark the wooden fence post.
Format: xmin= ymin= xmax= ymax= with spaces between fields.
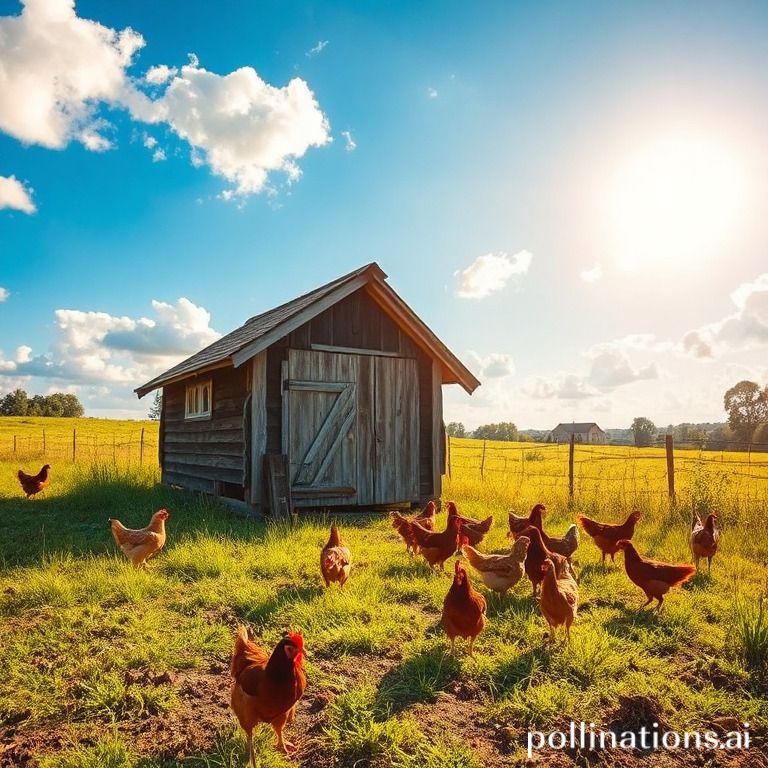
xmin=446 ymin=435 xmax=452 ymax=479
xmin=140 ymin=427 xmax=145 ymax=464
xmin=480 ymin=439 xmax=487 ymax=480
xmin=568 ymin=434 xmax=575 ymax=501
xmin=665 ymin=434 xmax=675 ymax=504
xmin=72 ymin=429 xmax=76 ymax=462
xmin=13 ymin=435 xmax=17 ymax=454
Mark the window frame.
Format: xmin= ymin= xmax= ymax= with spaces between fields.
xmin=185 ymin=379 xmax=212 ymax=420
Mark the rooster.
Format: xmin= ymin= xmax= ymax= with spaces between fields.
xmin=446 ymin=501 xmax=493 ymax=547
xmin=410 ymin=515 xmax=462 ymax=570
xmin=109 ymin=509 xmax=169 ymax=568
xmin=320 ymin=525 xmax=351 ymax=587
xmin=616 ymin=540 xmax=695 ymax=611
xmin=230 ymin=626 xmax=306 ymax=760
xmin=540 ymin=558 xmax=579 ymax=643
xmin=578 ymin=511 xmax=641 ymax=565
xmin=441 ymin=560 xmax=487 ymax=655
xmin=17 ymin=464 xmax=50 ymax=498
xmin=690 ymin=513 xmax=719 ymax=572
xmin=508 ymin=503 xmax=546 ymax=538
xmin=462 ymin=535 xmax=529 ymax=595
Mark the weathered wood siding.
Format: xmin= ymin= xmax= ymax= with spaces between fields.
xmin=161 ymin=365 xmax=249 ymax=496
xmin=264 ymin=287 xmax=440 ymax=502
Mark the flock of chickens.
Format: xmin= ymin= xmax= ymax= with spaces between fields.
xmin=16 ymin=464 xmax=721 ymax=763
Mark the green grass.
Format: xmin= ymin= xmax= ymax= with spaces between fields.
xmin=1 ymin=425 xmax=767 ymax=766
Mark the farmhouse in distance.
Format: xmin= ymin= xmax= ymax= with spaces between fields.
xmin=550 ymin=422 xmax=607 ymax=444
xmin=136 ymin=263 xmax=480 ymax=513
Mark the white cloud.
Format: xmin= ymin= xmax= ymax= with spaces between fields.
xmin=145 ymin=64 xmax=177 ymax=85
xmin=143 ymin=135 xmax=157 ymax=149
xmin=0 ymin=175 xmax=36 ymax=213
xmin=152 ymin=148 xmax=166 ymax=162
xmin=427 ymin=87 xmax=438 ymax=99
xmin=464 ymin=351 xmax=515 ymax=379
xmin=0 ymin=297 xmax=220 ymax=388
xmin=524 ymin=374 xmax=600 ymax=400
xmin=586 ymin=344 xmax=658 ymax=389
xmin=0 ymin=287 xmax=8 ymax=302
xmin=683 ymin=274 xmax=768 ymax=358
xmin=0 ymin=2 xmax=331 ymax=198
xmin=454 ymin=251 xmax=532 ymax=299
xmin=306 ymin=40 xmax=329 ymax=58
xmin=580 ymin=263 xmax=603 ymax=283
xmin=341 ymin=130 xmax=356 ymax=152
xmin=141 ymin=61 xmax=331 ymax=195
xmin=0 ymin=0 xmax=144 ymax=150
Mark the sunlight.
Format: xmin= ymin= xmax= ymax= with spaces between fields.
xmin=606 ymin=132 xmax=747 ymax=270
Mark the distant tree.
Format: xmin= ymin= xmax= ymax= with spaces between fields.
xmin=630 ymin=417 xmax=656 ymax=448
xmin=445 ymin=421 xmax=466 ymax=438
xmin=148 ymin=391 xmax=163 ymax=421
xmin=473 ymin=422 xmax=519 ymax=442
xmin=0 ymin=389 xmax=83 ymax=417
xmin=724 ymin=380 xmax=768 ymax=445
xmin=0 ymin=388 xmax=28 ymax=416
xmin=708 ymin=424 xmax=737 ymax=451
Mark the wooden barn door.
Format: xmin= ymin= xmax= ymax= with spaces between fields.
xmin=372 ymin=356 xmax=419 ymax=504
xmin=284 ymin=349 xmax=365 ymax=506
xmin=284 ymin=349 xmax=419 ymax=507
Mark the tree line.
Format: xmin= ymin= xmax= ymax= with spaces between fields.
xmin=0 ymin=388 xmax=84 ymax=417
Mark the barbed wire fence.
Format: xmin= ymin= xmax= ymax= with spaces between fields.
xmin=446 ymin=435 xmax=768 ymax=508
xmin=0 ymin=427 xmax=159 ymax=466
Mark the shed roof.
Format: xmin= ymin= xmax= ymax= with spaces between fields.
xmin=552 ymin=422 xmax=604 ymax=433
xmin=136 ymin=263 xmax=481 ymax=398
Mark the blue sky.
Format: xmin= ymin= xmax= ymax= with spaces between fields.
xmin=1 ymin=0 xmax=768 ymax=428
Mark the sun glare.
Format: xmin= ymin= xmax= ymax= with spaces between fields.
xmin=606 ymin=132 xmax=746 ymax=270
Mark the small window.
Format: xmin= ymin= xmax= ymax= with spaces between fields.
xmin=185 ymin=380 xmax=212 ymax=419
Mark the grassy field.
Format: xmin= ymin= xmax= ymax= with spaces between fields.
xmin=1 ymin=418 xmax=767 ymax=767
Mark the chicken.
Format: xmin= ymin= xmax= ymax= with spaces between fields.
xmin=578 ymin=511 xmax=641 ymax=565
xmin=390 ymin=501 xmax=436 ymax=554
xmin=690 ymin=513 xmax=719 ymax=572
xmin=616 ymin=540 xmax=696 ymax=611
xmin=538 ymin=524 xmax=580 ymax=560
xmin=320 ymin=525 xmax=351 ymax=587
xmin=519 ymin=525 xmax=573 ymax=597
xmin=109 ymin=509 xmax=169 ymax=567
xmin=539 ymin=558 xmax=579 ymax=643
xmin=230 ymin=626 xmax=307 ymax=761
xmin=17 ymin=464 xmax=51 ymax=498
xmin=462 ymin=536 xmax=530 ymax=595
xmin=441 ymin=560 xmax=487 ymax=655
xmin=446 ymin=501 xmax=493 ymax=547
xmin=508 ymin=503 xmax=546 ymax=538
xmin=409 ymin=514 xmax=462 ymax=570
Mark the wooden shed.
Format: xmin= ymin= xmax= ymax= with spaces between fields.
xmin=135 ymin=263 xmax=480 ymax=511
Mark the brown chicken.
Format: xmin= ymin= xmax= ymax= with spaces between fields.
xmin=410 ymin=514 xmax=462 ymax=570
xmin=519 ymin=525 xmax=572 ymax=597
xmin=616 ymin=540 xmax=696 ymax=611
xmin=578 ymin=511 xmax=641 ymax=565
xmin=17 ymin=464 xmax=51 ymax=498
xmin=508 ymin=503 xmax=546 ymax=538
xmin=320 ymin=525 xmax=351 ymax=587
xmin=230 ymin=626 xmax=307 ymax=761
xmin=690 ymin=513 xmax=719 ymax=571
xmin=446 ymin=501 xmax=493 ymax=547
xmin=391 ymin=501 xmax=436 ymax=554
xmin=441 ymin=560 xmax=487 ymax=655
xmin=109 ymin=509 xmax=169 ymax=567
xmin=462 ymin=535 xmax=529 ymax=594
xmin=539 ymin=558 xmax=579 ymax=643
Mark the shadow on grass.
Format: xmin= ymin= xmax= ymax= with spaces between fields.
xmin=0 ymin=469 xmax=265 ymax=568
